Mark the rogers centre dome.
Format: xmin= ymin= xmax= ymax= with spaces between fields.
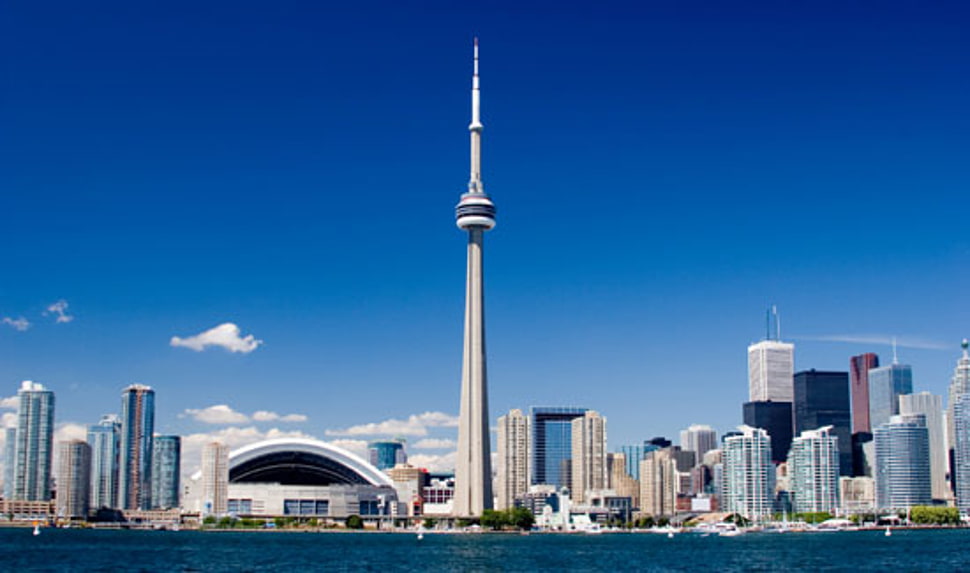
xmin=186 ymin=438 xmax=398 ymax=520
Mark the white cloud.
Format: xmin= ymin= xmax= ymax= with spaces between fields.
xmin=407 ymin=451 xmax=457 ymax=473
xmin=0 ymin=396 xmax=18 ymax=410
xmin=325 ymin=411 xmax=459 ymax=437
xmin=45 ymin=300 xmax=74 ymax=323
xmin=326 ymin=439 xmax=369 ymax=458
xmin=2 ymin=317 xmax=30 ymax=331
xmin=252 ymin=410 xmax=307 ymax=423
xmin=794 ymin=334 xmax=951 ymax=351
xmin=412 ymin=438 xmax=457 ymax=450
xmin=170 ymin=323 xmax=262 ymax=354
xmin=182 ymin=404 xmax=249 ymax=425
xmin=55 ymin=423 xmax=87 ymax=443
xmin=1 ymin=412 xmax=16 ymax=427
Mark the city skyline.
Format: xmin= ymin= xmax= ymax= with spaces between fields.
xmin=1 ymin=1 xmax=968 ymax=473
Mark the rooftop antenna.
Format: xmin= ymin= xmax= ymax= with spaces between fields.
xmin=773 ymin=305 xmax=781 ymax=341
xmin=892 ymin=337 xmax=899 ymax=364
xmin=765 ymin=307 xmax=771 ymax=341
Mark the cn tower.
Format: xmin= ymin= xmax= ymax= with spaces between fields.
xmin=453 ymin=38 xmax=495 ymax=517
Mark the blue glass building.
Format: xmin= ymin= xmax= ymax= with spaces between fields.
xmin=151 ymin=435 xmax=181 ymax=509
xmin=868 ymin=363 xmax=913 ymax=429
xmin=368 ymin=441 xmax=406 ymax=470
xmin=530 ymin=407 xmax=588 ymax=488
xmin=119 ymin=384 xmax=155 ymax=510
xmin=793 ymin=370 xmax=852 ymax=476
xmin=87 ymin=415 xmax=121 ymax=509
xmin=13 ymin=381 xmax=55 ymax=501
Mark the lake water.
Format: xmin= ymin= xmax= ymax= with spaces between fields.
xmin=5 ymin=528 xmax=970 ymax=571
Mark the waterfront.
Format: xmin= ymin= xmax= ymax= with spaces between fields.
xmin=5 ymin=528 xmax=970 ymax=572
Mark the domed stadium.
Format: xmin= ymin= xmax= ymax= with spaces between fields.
xmin=187 ymin=438 xmax=398 ymax=520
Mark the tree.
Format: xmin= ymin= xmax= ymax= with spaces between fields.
xmin=423 ymin=518 xmax=437 ymax=529
xmin=480 ymin=509 xmax=506 ymax=530
xmin=910 ymin=506 xmax=960 ymax=525
xmin=508 ymin=507 xmax=535 ymax=531
xmin=345 ymin=514 xmax=365 ymax=529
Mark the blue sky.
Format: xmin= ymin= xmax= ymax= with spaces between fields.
xmin=1 ymin=1 xmax=968 ymax=472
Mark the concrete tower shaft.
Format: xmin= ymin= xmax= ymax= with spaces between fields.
xmin=453 ymin=39 xmax=495 ymax=517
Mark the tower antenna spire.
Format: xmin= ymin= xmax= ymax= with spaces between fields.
xmin=892 ymin=337 xmax=899 ymax=364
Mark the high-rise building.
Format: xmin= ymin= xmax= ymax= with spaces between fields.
xmin=570 ymin=411 xmax=607 ymax=504
xmin=12 ymin=381 xmax=55 ymax=501
xmin=151 ymin=435 xmax=181 ymax=509
xmin=531 ymin=407 xmax=588 ymax=488
xmin=607 ymin=452 xmax=639 ymax=507
xmin=947 ymin=340 xmax=970 ymax=495
xmin=368 ymin=441 xmax=406 ymax=471
xmin=868 ymin=363 xmax=913 ymax=429
xmin=619 ymin=444 xmax=646 ymax=480
xmin=954 ymin=394 xmax=970 ymax=514
xmin=874 ymin=414 xmax=931 ymax=510
xmin=849 ymin=353 xmax=879 ymax=434
xmin=56 ymin=440 xmax=92 ymax=519
xmin=118 ymin=384 xmax=155 ymax=510
xmin=898 ymin=392 xmax=947 ymax=502
xmin=3 ymin=427 xmax=16 ymax=500
xmin=793 ymin=370 xmax=852 ymax=475
xmin=201 ymin=442 xmax=230 ymax=516
xmin=722 ymin=426 xmax=775 ymax=520
xmin=788 ymin=426 xmax=839 ymax=513
xmin=496 ymin=409 xmax=529 ymax=510
xmin=742 ymin=401 xmax=793 ymax=464
xmin=453 ymin=39 xmax=497 ymax=519
xmin=87 ymin=415 xmax=120 ymax=510
xmin=679 ymin=424 xmax=717 ymax=464
xmin=748 ymin=340 xmax=794 ymax=402
xmin=639 ymin=448 xmax=678 ymax=517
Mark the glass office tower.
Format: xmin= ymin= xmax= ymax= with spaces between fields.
xmin=530 ymin=407 xmax=588 ymax=488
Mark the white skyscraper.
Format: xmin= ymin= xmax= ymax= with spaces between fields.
xmin=201 ymin=442 xmax=229 ymax=516
xmin=723 ymin=425 xmax=775 ymax=520
xmin=874 ymin=414 xmax=931 ymax=510
xmin=899 ymin=392 xmax=947 ymax=502
xmin=56 ymin=439 xmax=92 ymax=519
xmin=788 ymin=426 xmax=839 ymax=513
xmin=87 ymin=414 xmax=120 ymax=510
xmin=639 ymin=448 xmax=678 ymax=517
xmin=453 ymin=39 xmax=497 ymax=518
xmin=953 ymin=394 xmax=970 ymax=514
xmin=947 ymin=340 xmax=970 ymax=488
xmin=748 ymin=340 xmax=795 ymax=402
xmin=496 ymin=409 xmax=529 ymax=510
xmin=679 ymin=424 xmax=718 ymax=463
xmin=571 ymin=411 xmax=607 ymax=504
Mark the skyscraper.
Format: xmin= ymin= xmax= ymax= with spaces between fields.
xmin=898 ymin=392 xmax=947 ymax=502
xmin=793 ymin=370 xmax=852 ymax=475
xmin=788 ymin=426 xmax=839 ymax=513
xmin=874 ymin=414 xmax=931 ymax=510
xmin=151 ymin=435 xmax=181 ymax=509
xmin=947 ymin=340 xmax=970 ymax=495
xmin=570 ymin=411 xmax=607 ymax=504
xmin=748 ymin=340 xmax=794 ymax=402
xmin=722 ymin=426 xmax=775 ymax=520
xmin=368 ymin=440 xmax=406 ymax=471
xmin=953 ymin=393 xmax=970 ymax=514
xmin=12 ymin=381 xmax=55 ymax=501
xmin=3 ymin=427 xmax=15 ymax=500
xmin=118 ymin=384 xmax=155 ymax=510
xmin=679 ymin=424 xmax=717 ymax=463
xmin=56 ymin=440 xmax=92 ymax=519
xmin=868 ymin=363 xmax=913 ymax=429
xmin=849 ymin=353 xmax=879 ymax=434
xmin=453 ymin=39 xmax=496 ymax=518
xmin=531 ymin=407 xmax=588 ymax=488
xmin=87 ymin=414 xmax=120 ymax=510
xmin=639 ymin=448 xmax=678 ymax=517
xmin=742 ymin=401 xmax=792 ymax=464
xmin=201 ymin=441 xmax=229 ymax=516
xmin=496 ymin=409 xmax=529 ymax=510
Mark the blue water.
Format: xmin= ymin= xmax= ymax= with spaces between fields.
xmin=5 ymin=528 xmax=970 ymax=571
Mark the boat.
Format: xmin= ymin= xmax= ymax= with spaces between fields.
xmin=32 ymin=524 xmax=40 ymax=536
xmin=885 ymin=527 xmax=892 ymax=537
xmin=717 ymin=523 xmax=745 ymax=537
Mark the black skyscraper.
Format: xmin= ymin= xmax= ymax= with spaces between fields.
xmin=793 ymin=370 xmax=852 ymax=476
xmin=742 ymin=401 xmax=793 ymax=464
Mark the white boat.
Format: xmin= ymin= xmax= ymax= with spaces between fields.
xmin=32 ymin=525 xmax=40 ymax=536
xmin=717 ymin=524 xmax=745 ymax=537
xmin=885 ymin=527 xmax=892 ymax=537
